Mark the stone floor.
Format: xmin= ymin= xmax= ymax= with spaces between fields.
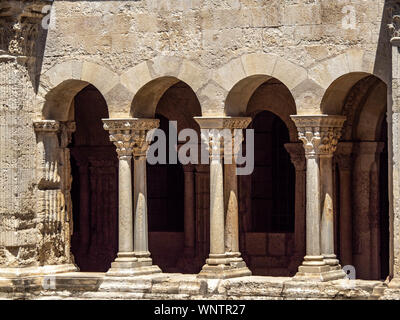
xmin=1 ymin=272 xmax=400 ymax=300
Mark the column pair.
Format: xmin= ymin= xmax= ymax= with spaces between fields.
xmin=103 ymin=118 xmax=161 ymax=277
xmin=290 ymin=115 xmax=346 ymax=281
xmin=194 ymin=117 xmax=252 ymax=279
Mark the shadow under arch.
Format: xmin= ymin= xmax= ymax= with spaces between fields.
xmin=320 ymin=72 xmax=387 ymax=116
xmin=331 ymin=73 xmax=389 ymax=280
xmin=131 ymin=76 xmax=203 ymax=118
xmin=224 ymin=75 xmax=299 ymax=142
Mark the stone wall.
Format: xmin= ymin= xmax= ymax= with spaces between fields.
xmin=0 ymin=0 xmax=394 ymax=274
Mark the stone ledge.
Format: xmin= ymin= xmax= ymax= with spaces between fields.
xmin=0 ymin=272 xmax=396 ymax=300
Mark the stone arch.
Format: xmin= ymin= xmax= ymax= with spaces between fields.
xmin=38 ymin=60 xmax=119 ymax=120
xmin=354 ymin=80 xmax=388 ymax=141
xmin=310 ymin=49 xmax=388 ymax=114
xmin=215 ymin=53 xmax=307 ymax=116
xmin=122 ymin=57 xmax=208 ymax=117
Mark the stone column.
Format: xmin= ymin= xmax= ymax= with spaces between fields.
xmin=183 ymin=165 xmax=196 ymax=257
xmin=223 ymin=119 xmax=251 ymax=275
xmin=388 ymin=4 xmax=400 ymax=287
xmin=335 ymin=142 xmax=354 ymax=267
xmin=353 ymin=142 xmax=383 ymax=280
xmin=284 ymin=143 xmax=306 ymax=269
xmin=194 ymin=117 xmax=251 ymax=279
xmin=290 ymin=115 xmax=346 ymax=281
xmin=103 ymin=118 xmax=161 ymax=276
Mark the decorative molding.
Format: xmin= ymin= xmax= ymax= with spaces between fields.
xmin=194 ymin=117 xmax=252 ymax=130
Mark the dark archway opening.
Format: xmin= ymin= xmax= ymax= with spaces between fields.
xmin=240 ymin=110 xmax=295 ymax=276
xmin=147 ymin=114 xmax=185 ymax=272
xmin=146 ymin=81 xmax=201 ymax=273
xmin=70 ymin=84 xmax=118 ymax=272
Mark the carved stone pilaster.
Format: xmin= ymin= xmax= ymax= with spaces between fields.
xmin=0 ymin=0 xmax=53 ymax=69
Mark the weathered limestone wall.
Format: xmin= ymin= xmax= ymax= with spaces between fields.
xmin=37 ymin=0 xmax=390 ymax=118
xmin=0 ymin=0 xmax=394 ymax=276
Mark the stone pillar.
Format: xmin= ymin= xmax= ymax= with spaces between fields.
xmin=353 ymin=142 xmax=384 ymax=280
xmin=388 ymin=4 xmax=400 ymax=287
xmin=223 ymin=119 xmax=251 ymax=275
xmin=335 ymin=142 xmax=354 ymax=267
xmin=194 ymin=117 xmax=251 ymax=279
xmin=0 ymin=1 xmax=64 ymax=277
xmin=290 ymin=115 xmax=346 ymax=281
xmin=284 ymin=143 xmax=306 ymax=269
xmin=183 ymin=165 xmax=196 ymax=257
xmin=103 ymin=118 xmax=161 ymax=276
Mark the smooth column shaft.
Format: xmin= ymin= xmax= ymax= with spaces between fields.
xmin=224 ymin=163 xmax=239 ymax=253
xmin=133 ymin=157 xmax=149 ymax=254
xmin=339 ymin=168 xmax=353 ymax=266
xmin=320 ymin=155 xmax=335 ymax=260
xmin=118 ymin=156 xmax=134 ymax=253
xmin=306 ymin=155 xmax=322 ymax=258
xmin=183 ymin=167 xmax=195 ymax=254
xmin=210 ymin=156 xmax=225 ymax=255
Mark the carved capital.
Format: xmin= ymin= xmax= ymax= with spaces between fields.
xmin=290 ymin=115 xmax=346 ymax=158
xmin=60 ymin=121 xmax=76 ymax=148
xmin=195 ymin=117 xmax=251 ymax=160
xmin=284 ymin=143 xmax=306 ymax=171
xmin=387 ymin=1 xmax=400 ymax=45
xmin=103 ymin=118 xmax=159 ymax=160
xmin=0 ymin=0 xmax=53 ymax=61
xmin=33 ymin=119 xmax=60 ymax=133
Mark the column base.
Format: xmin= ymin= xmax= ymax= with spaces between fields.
xmin=388 ymin=277 xmax=400 ymax=288
xmin=323 ymin=254 xmax=340 ymax=267
xmin=106 ymin=252 xmax=162 ymax=277
xmin=0 ymin=264 xmax=77 ymax=278
xmin=197 ymin=253 xmax=251 ymax=279
xmin=293 ymin=255 xmax=345 ymax=282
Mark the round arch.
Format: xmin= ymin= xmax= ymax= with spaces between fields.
xmin=215 ymin=53 xmax=307 ymax=116
xmin=39 ymin=60 xmax=118 ymax=120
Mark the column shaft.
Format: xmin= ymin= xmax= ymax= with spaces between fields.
xmin=209 ymin=155 xmax=225 ymax=257
xmin=224 ymin=162 xmax=239 ymax=254
xmin=339 ymin=168 xmax=353 ymax=266
xmin=133 ymin=157 xmax=149 ymax=257
xmin=320 ymin=155 xmax=338 ymax=265
xmin=183 ymin=166 xmax=196 ymax=256
xmin=119 ymin=156 xmax=134 ymax=253
xmin=305 ymin=155 xmax=323 ymax=260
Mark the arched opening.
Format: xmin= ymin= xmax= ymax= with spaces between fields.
xmin=146 ymin=113 xmax=185 ymax=272
xmin=328 ymin=74 xmax=389 ymax=280
xmin=139 ymin=80 xmax=203 ymax=273
xmin=232 ymin=77 xmax=299 ymax=277
xmin=69 ymin=84 xmax=118 ymax=272
xmin=250 ymin=111 xmax=295 ymax=233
